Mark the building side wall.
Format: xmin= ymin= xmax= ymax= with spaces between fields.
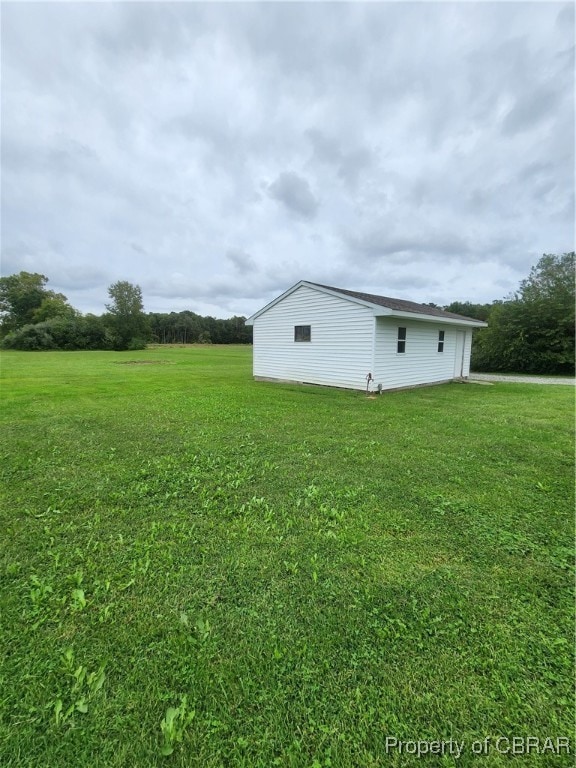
xmin=252 ymin=285 xmax=374 ymax=390
xmin=373 ymin=318 xmax=473 ymax=389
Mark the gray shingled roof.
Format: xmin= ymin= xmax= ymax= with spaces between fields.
xmin=311 ymin=282 xmax=481 ymax=322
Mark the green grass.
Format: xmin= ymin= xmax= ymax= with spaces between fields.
xmin=1 ymin=346 xmax=574 ymax=767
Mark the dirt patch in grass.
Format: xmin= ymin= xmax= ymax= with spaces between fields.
xmin=114 ymin=360 xmax=173 ymax=365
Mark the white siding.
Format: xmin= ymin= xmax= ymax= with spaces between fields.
xmin=252 ymin=285 xmax=374 ymax=390
xmin=462 ymin=330 xmax=473 ymax=377
xmin=373 ymin=318 xmax=473 ymax=390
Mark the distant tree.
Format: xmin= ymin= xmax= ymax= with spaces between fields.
xmin=472 ymin=253 xmax=575 ymax=375
xmin=173 ymin=311 xmax=201 ymax=344
xmin=82 ymin=314 xmax=111 ymax=350
xmin=0 ymin=272 xmax=73 ymax=336
xmin=147 ymin=311 xmax=252 ymax=345
xmin=444 ymin=301 xmax=493 ymax=322
xmin=104 ymin=281 xmax=150 ymax=350
xmin=519 ymin=252 xmax=575 ymax=307
xmin=32 ymin=294 xmax=79 ymax=323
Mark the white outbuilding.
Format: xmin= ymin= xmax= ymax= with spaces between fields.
xmin=245 ymin=281 xmax=488 ymax=392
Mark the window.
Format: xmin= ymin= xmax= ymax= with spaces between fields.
xmin=438 ymin=330 xmax=445 ymax=353
xmin=294 ymin=325 xmax=311 ymax=342
xmin=397 ymin=327 xmax=406 ymax=353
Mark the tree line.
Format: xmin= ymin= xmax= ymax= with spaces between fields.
xmin=0 ymin=253 xmax=573 ymax=374
xmin=148 ymin=312 xmax=251 ymax=345
xmin=0 ymin=276 xmax=252 ymax=351
xmin=444 ymin=252 xmax=574 ymax=375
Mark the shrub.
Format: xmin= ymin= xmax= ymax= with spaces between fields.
xmin=1 ymin=323 xmax=57 ymax=350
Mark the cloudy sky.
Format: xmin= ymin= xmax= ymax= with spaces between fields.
xmin=1 ymin=2 xmax=574 ymax=318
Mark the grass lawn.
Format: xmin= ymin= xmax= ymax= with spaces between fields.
xmin=1 ymin=346 xmax=574 ymax=767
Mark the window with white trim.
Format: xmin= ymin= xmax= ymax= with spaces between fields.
xmin=397 ymin=327 xmax=406 ymax=353
xmin=438 ymin=330 xmax=445 ymax=353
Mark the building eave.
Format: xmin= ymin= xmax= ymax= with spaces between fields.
xmin=383 ymin=310 xmax=488 ymax=327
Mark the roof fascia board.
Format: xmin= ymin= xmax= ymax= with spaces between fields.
xmin=385 ymin=310 xmax=487 ymax=327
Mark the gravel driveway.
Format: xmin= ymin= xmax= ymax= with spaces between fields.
xmin=469 ymin=373 xmax=575 ymax=386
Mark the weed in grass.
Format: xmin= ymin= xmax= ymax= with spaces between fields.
xmin=50 ymin=649 xmax=106 ymax=726
xmin=28 ymin=574 xmax=53 ymax=614
xmin=194 ymin=616 xmax=212 ymax=642
xmin=70 ymin=588 xmax=87 ymax=611
xmin=159 ymin=695 xmax=195 ymax=756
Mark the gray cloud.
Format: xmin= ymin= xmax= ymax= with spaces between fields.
xmin=306 ymin=129 xmax=374 ymax=189
xmin=268 ymin=172 xmax=319 ymax=219
xmin=501 ymin=84 xmax=561 ymax=136
xmin=1 ymin=2 xmax=573 ymax=317
xmin=226 ymin=249 xmax=255 ymax=274
xmin=346 ymin=226 xmax=471 ymax=262
xmin=130 ymin=242 xmax=148 ymax=256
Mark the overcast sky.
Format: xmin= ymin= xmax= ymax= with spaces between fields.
xmin=2 ymin=2 xmax=574 ymax=318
